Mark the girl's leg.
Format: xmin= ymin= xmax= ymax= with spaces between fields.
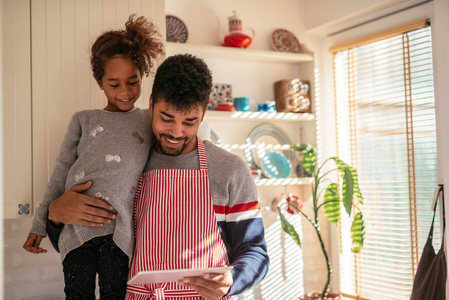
xmin=96 ymin=235 xmax=129 ymax=299
xmin=62 ymin=240 xmax=97 ymax=300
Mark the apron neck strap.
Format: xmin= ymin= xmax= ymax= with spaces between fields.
xmin=197 ymin=137 xmax=207 ymax=170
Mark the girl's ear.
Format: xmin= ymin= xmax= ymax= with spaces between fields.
xmin=96 ymin=78 xmax=103 ymax=90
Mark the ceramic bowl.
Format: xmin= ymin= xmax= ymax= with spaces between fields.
xmin=215 ymin=103 xmax=236 ymax=111
xmin=261 ymin=151 xmax=291 ymax=178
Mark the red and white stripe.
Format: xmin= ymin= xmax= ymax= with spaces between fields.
xmin=126 ymin=138 xmax=230 ymax=300
xmin=214 ymin=201 xmax=262 ymax=222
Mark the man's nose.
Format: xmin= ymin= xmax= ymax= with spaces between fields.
xmin=169 ymin=124 xmax=183 ymax=138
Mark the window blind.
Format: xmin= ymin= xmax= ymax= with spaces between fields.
xmin=332 ymin=21 xmax=440 ymax=300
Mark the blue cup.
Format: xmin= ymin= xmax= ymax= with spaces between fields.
xmin=234 ymin=97 xmax=250 ymax=111
xmin=257 ymin=101 xmax=276 ymax=112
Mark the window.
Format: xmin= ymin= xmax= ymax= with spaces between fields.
xmin=331 ymin=20 xmax=440 ymax=299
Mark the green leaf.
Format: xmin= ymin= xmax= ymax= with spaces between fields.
xmin=332 ymin=157 xmax=363 ymax=207
xmin=331 ymin=157 xmax=349 ymax=171
xmin=331 ymin=157 xmax=354 ymax=216
xmin=291 ymin=143 xmax=316 ymax=174
xmin=351 ymin=212 xmax=365 ymax=253
xmin=350 ymin=167 xmax=363 ymax=206
xmin=324 ymin=183 xmax=340 ymax=226
xmin=290 ymin=143 xmax=314 ymax=153
xmin=277 ymin=206 xmax=302 ymax=248
xmin=342 ymin=167 xmax=354 ymax=216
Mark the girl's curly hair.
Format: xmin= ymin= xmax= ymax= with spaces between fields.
xmin=91 ymin=14 xmax=165 ymax=80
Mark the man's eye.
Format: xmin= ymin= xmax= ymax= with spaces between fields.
xmin=184 ymin=122 xmax=195 ymax=127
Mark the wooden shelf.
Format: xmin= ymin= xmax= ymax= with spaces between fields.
xmin=204 ymin=111 xmax=315 ymax=123
xmin=166 ymin=42 xmax=313 ymax=64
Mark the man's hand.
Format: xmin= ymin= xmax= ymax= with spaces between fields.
xmin=48 ymin=181 xmax=116 ymax=227
xmin=23 ymin=233 xmax=47 ymax=254
xmin=178 ymin=265 xmax=233 ymax=300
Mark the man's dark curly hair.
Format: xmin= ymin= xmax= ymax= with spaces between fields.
xmin=91 ymin=14 xmax=165 ymax=81
xmin=151 ymin=54 xmax=212 ymax=112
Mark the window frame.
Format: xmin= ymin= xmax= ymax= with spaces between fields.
xmin=313 ymin=1 xmax=448 ymax=295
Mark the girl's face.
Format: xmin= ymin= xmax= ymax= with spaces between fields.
xmin=97 ymin=56 xmax=142 ymax=112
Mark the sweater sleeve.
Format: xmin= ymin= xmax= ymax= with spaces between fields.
xmin=30 ymin=112 xmax=82 ymax=236
xmin=46 ymin=220 xmax=62 ymax=252
xmin=219 ymin=159 xmax=270 ymax=296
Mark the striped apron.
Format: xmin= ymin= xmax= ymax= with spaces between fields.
xmin=126 ymin=138 xmax=230 ymax=300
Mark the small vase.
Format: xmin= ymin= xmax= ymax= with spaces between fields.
xmin=299 ymin=292 xmax=342 ymax=300
xmin=218 ymin=11 xmax=255 ymax=49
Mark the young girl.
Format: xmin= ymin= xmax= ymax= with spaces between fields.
xmin=23 ymin=14 xmax=164 ymax=299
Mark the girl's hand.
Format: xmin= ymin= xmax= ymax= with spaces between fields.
xmin=23 ymin=233 xmax=47 ymax=254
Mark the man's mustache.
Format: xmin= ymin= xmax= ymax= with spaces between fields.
xmin=160 ymin=134 xmax=188 ymax=142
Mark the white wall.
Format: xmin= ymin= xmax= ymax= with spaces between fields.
xmin=3 ymin=1 xmax=164 ymax=299
xmin=302 ymin=0 xmax=431 ymax=35
xmin=0 ymin=0 xmax=4 ymax=296
xmin=166 ymin=0 xmax=306 ymax=50
xmin=2 ymin=0 xmax=32 ymax=219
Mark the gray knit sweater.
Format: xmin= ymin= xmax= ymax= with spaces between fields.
xmin=30 ymin=108 xmax=153 ymax=261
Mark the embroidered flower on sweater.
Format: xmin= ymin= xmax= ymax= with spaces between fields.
xmin=74 ymin=171 xmax=85 ymax=183
xmin=105 ymin=154 xmax=121 ymax=162
xmin=95 ymin=192 xmax=109 ymax=202
xmin=132 ymin=131 xmax=145 ymax=144
xmin=90 ymin=125 xmax=104 ymax=137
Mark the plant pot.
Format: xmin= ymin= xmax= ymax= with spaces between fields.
xmin=299 ymin=292 xmax=342 ymax=300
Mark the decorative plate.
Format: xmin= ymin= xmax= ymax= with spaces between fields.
xmin=244 ymin=123 xmax=293 ymax=177
xmin=210 ymin=130 xmax=223 ymax=146
xmin=271 ymin=28 xmax=301 ymax=53
xmin=166 ymin=15 xmax=188 ymax=43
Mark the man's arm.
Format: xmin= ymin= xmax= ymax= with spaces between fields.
xmin=46 ymin=181 xmax=117 ymax=251
xmin=223 ymin=217 xmax=269 ymax=296
xmin=47 ymin=181 xmax=116 ymax=226
xmin=206 ymin=145 xmax=270 ymax=296
xmin=220 ymin=159 xmax=270 ymax=296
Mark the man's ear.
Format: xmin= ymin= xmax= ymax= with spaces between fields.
xmin=149 ymin=95 xmax=153 ymax=115
xmin=200 ymin=107 xmax=207 ymax=122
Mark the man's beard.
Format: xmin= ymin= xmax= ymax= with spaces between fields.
xmin=156 ymin=134 xmax=190 ymax=156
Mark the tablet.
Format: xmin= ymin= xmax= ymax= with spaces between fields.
xmin=127 ymin=266 xmax=234 ymax=285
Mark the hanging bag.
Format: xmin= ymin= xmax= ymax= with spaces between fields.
xmin=410 ymin=184 xmax=446 ymax=300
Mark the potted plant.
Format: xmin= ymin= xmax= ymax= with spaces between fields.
xmin=276 ymin=144 xmax=365 ymax=300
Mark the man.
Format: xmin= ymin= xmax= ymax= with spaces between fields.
xmin=47 ymin=54 xmax=269 ymax=300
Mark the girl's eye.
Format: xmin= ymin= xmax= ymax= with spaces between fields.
xmin=129 ymin=81 xmax=139 ymax=86
xmin=110 ymin=84 xmax=119 ymax=88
